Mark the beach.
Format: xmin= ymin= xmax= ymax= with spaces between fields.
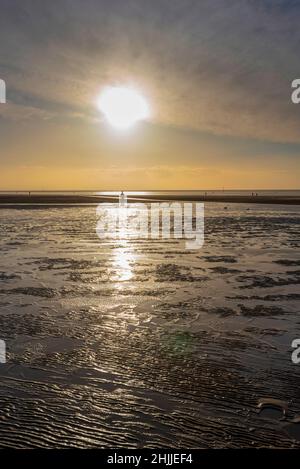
xmin=0 ymin=192 xmax=300 ymax=207
xmin=0 ymin=201 xmax=299 ymax=447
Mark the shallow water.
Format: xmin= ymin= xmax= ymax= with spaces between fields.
xmin=0 ymin=202 xmax=299 ymax=448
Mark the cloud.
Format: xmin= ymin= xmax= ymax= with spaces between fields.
xmin=0 ymin=0 xmax=300 ymax=143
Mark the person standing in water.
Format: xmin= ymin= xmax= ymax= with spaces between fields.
xmin=120 ymin=191 xmax=126 ymax=207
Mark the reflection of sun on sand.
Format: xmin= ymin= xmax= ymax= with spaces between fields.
xmin=111 ymin=198 xmax=148 ymax=283
xmin=111 ymin=212 xmax=136 ymax=283
xmin=112 ymin=244 xmax=134 ymax=282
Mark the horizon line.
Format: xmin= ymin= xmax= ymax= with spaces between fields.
xmin=0 ymin=189 xmax=299 ymax=192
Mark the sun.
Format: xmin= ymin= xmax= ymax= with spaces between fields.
xmin=98 ymin=86 xmax=150 ymax=130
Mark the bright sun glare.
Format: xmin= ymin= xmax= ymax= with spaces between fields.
xmin=98 ymin=86 xmax=150 ymax=130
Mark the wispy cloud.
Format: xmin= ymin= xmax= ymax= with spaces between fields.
xmin=1 ymin=0 xmax=300 ymax=142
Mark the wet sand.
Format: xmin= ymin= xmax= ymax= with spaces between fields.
xmin=0 ymin=193 xmax=300 ymax=207
xmin=0 ymin=203 xmax=299 ymax=448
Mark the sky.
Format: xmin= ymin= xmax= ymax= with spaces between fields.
xmin=0 ymin=0 xmax=300 ymax=190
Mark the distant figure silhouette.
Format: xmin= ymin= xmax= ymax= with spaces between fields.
xmin=120 ymin=191 xmax=126 ymax=207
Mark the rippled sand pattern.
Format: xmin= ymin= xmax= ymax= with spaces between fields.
xmin=0 ymin=204 xmax=300 ymax=448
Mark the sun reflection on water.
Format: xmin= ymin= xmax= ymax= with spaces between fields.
xmin=112 ymin=242 xmax=135 ymax=282
xmin=98 ymin=201 xmax=147 ymax=284
xmin=111 ymin=205 xmax=137 ymax=283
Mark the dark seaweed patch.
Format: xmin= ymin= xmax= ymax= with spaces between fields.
xmin=273 ymin=259 xmax=300 ymax=267
xmin=0 ymin=272 xmax=20 ymax=281
xmin=209 ymin=266 xmax=241 ymax=274
xmin=202 ymin=256 xmax=237 ymax=263
xmin=0 ymin=287 xmax=58 ymax=298
xmin=238 ymin=304 xmax=291 ymax=317
xmin=155 ymin=264 xmax=206 ymax=282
